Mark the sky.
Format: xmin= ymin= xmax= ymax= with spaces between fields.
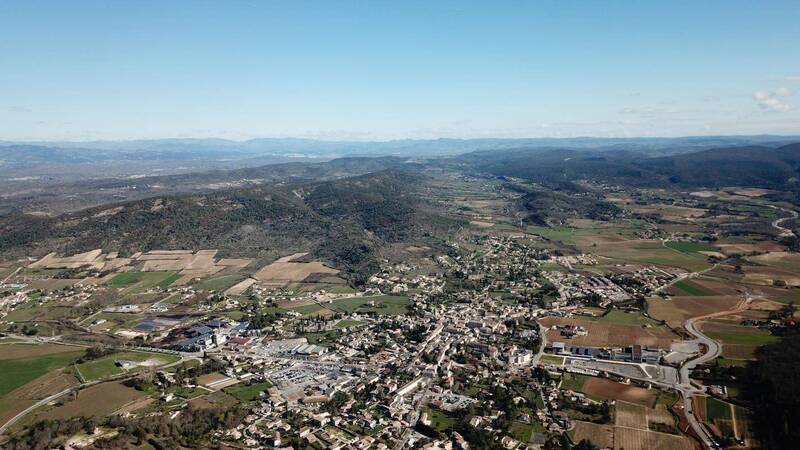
xmin=1 ymin=0 xmax=799 ymax=141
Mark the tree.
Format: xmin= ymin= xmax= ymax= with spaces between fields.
xmin=743 ymin=333 xmax=800 ymax=449
xmin=575 ymin=439 xmax=599 ymax=450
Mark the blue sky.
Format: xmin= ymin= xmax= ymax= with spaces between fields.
xmin=1 ymin=0 xmax=799 ymax=141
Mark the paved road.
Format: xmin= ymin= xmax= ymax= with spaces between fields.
xmin=677 ymin=317 xmax=722 ymax=449
xmin=655 ymin=239 xmax=719 ymax=294
xmin=531 ymin=320 xmax=548 ymax=366
xmin=676 ymin=295 xmax=751 ymax=449
xmin=768 ymin=205 xmax=798 ymax=237
xmin=392 ymin=381 xmax=431 ymax=450
xmin=0 ymin=347 xmax=192 ymax=436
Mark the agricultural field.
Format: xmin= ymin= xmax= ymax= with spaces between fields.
xmin=539 ymin=316 xmax=678 ymax=348
xmin=670 ymin=280 xmax=716 ymax=296
xmin=664 ymin=241 xmax=719 ymax=254
xmin=581 ymin=378 xmax=657 ymax=407
xmin=41 ymin=382 xmax=145 ymax=420
xmin=695 ymin=396 xmax=751 ymax=444
xmin=616 ymin=401 xmax=649 ymax=429
xmin=587 ymin=239 xmax=713 ymax=272
xmin=72 ymin=351 xmax=180 ymax=382
xmin=648 ymin=295 xmax=743 ymax=328
xmin=252 ymin=255 xmax=339 ymax=285
xmin=285 ymin=295 xmax=410 ymax=317
xmin=0 ymin=344 xmax=84 ymax=396
xmin=0 ymin=344 xmax=84 ymax=425
xmin=565 ymin=399 xmax=693 ymax=450
xmin=700 ymin=320 xmax=780 ymax=360
xmin=571 ymin=421 xmax=614 ymax=448
xmin=597 ymin=309 xmax=663 ymax=326
xmin=108 ymin=271 xmax=182 ymax=293
xmin=746 ymin=251 xmax=800 ymax=272
xmin=193 ymin=274 xmax=247 ymax=292
xmin=742 ymin=265 xmax=800 ymax=287
xmin=613 ymin=426 xmax=694 ymax=450
xmin=223 ymin=381 xmax=272 ymax=402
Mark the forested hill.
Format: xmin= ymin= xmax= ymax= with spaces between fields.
xmin=0 ymin=169 xmax=464 ymax=284
xmin=639 ymin=143 xmax=800 ymax=187
xmin=0 ymin=155 xmax=416 ymax=216
xmin=452 ymin=143 xmax=800 ymax=190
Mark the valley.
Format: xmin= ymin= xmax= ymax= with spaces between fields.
xmin=1 ymin=143 xmax=799 ymax=449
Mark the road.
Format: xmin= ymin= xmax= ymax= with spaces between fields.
xmin=392 ymin=381 xmax=431 ymax=450
xmin=676 ymin=294 xmax=752 ymax=449
xmin=0 ymin=386 xmax=75 ymax=435
xmin=0 ymin=345 xmax=193 ymax=436
xmin=768 ymin=205 xmax=798 ymax=237
xmin=677 ymin=316 xmax=722 ymax=449
xmin=1 ymin=267 xmax=22 ymax=285
xmin=531 ymin=320 xmax=548 ymax=366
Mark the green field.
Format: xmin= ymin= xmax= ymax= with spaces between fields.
xmin=509 ymin=420 xmax=545 ymax=442
xmin=288 ymin=295 xmax=410 ymax=316
xmin=640 ymin=255 xmax=711 ymax=272
xmin=109 ymin=272 xmax=146 ymax=286
xmin=706 ymin=331 xmax=779 ymax=345
xmin=425 ymin=407 xmax=456 ymax=431
xmin=672 ymin=280 xmax=715 ymax=296
xmin=560 ymin=374 xmax=588 ymax=392
xmin=304 ymin=330 xmax=338 ymax=345
xmin=706 ymin=397 xmax=733 ymax=421
xmin=665 ymin=241 xmax=719 ymax=254
xmin=224 ymin=381 xmax=273 ymax=402
xmin=329 ymin=295 xmax=410 ymax=315
xmin=72 ymin=351 xmax=180 ymax=382
xmin=158 ymin=273 xmax=183 ymax=288
xmin=334 ymin=319 xmax=367 ymax=329
xmin=0 ymin=351 xmax=83 ymax=396
xmin=526 ymin=226 xmax=577 ymax=243
xmin=541 ymin=354 xmax=564 ymax=365
xmin=717 ymin=357 xmax=748 ymax=367
xmin=109 ymin=272 xmax=179 ymax=291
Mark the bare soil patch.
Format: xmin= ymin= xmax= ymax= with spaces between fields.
xmin=613 ymin=426 xmax=694 ymax=450
xmin=225 ymin=277 xmax=257 ymax=295
xmin=572 ymin=421 xmax=614 ymax=448
xmin=648 ymin=296 xmax=742 ymax=328
xmin=253 ymin=259 xmax=339 ymax=284
xmin=539 ymin=317 xmax=678 ymax=348
xmin=718 ymin=243 xmax=785 ymax=255
xmin=583 ymin=379 xmax=657 ymax=407
xmin=616 ymin=401 xmax=648 ymax=429
xmin=742 ymin=266 xmax=800 ymax=287
xmin=6 ymin=370 xmax=79 ymax=400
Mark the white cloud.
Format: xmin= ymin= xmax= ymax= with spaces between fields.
xmin=753 ymin=89 xmax=793 ymax=112
xmin=785 ymin=75 xmax=800 ymax=82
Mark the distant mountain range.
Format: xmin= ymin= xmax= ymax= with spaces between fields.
xmin=3 ymin=135 xmax=799 ymax=163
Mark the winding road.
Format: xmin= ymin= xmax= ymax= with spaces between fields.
xmin=676 ymin=293 xmax=752 ymax=449
xmin=768 ymin=205 xmax=799 ymax=238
